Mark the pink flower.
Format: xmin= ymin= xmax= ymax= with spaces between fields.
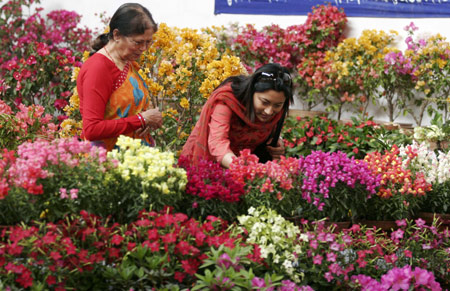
xmin=59 ymin=188 xmax=68 ymax=199
xmin=69 ymin=188 xmax=78 ymax=199
xmin=313 ymin=254 xmax=323 ymax=265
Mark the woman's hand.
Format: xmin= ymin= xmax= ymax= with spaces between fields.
xmin=266 ymin=138 xmax=285 ymax=160
xmin=141 ymin=108 xmax=163 ymax=129
xmin=136 ymin=108 xmax=162 ymax=137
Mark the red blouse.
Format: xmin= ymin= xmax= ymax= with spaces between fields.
xmin=76 ymin=53 xmax=141 ymax=141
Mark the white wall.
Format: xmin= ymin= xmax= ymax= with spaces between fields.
xmin=39 ymin=0 xmax=450 ymax=125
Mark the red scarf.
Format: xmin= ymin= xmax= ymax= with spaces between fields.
xmin=181 ymin=83 xmax=282 ymax=165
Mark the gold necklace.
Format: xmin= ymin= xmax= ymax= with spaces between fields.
xmin=104 ymin=46 xmax=127 ymax=68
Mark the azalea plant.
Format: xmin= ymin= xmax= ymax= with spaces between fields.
xmin=0 ymin=99 xmax=58 ymax=150
xmin=233 ymin=206 xmax=308 ymax=283
xmin=324 ymin=29 xmax=398 ymax=119
xmin=405 ymin=22 xmax=450 ymax=125
xmin=140 ymin=23 xmax=246 ymax=153
xmin=0 ymin=209 xmax=243 ymax=290
xmin=107 ymin=136 xmax=187 ymax=213
xmin=231 ymin=3 xmax=346 ymax=73
xmin=363 ymin=145 xmax=433 ymax=220
xmin=282 ymin=115 xmax=412 ymax=159
xmin=295 ymin=219 xmax=449 ymax=289
xmin=193 ymin=244 xmax=313 ymax=290
xmin=177 ymin=156 xmax=246 ymax=222
xmin=0 ymin=137 xmax=113 ymax=224
xmin=296 ymin=150 xmax=380 ymax=223
xmin=0 ymin=0 xmax=93 ymax=118
xmin=399 ymin=141 xmax=450 ymax=214
xmin=228 ymin=150 xmax=304 ymax=217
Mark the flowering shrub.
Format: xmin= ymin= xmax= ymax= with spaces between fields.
xmin=107 ymin=136 xmax=187 ymax=212
xmin=229 ymin=149 xmax=303 ymax=217
xmin=324 ymin=29 xmax=398 ymax=119
xmin=405 ymin=22 xmax=450 ymax=125
xmin=364 ymin=145 xmax=433 ymax=220
xmin=234 ymin=207 xmax=308 ymax=283
xmin=178 ymin=156 xmax=246 ymax=222
xmin=231 ymin=4 xmax=346 ymax=73
xmin=140 ymin=23 xmax=246 ymax=153
xmin=282 ymin=115 xmax=397 ymax=159
xmin=193 ymin=244 xmax=313 ymax=291
xmin=0 ymin=138 xmax=113 ymax=224
xmin=0 ymin=209 xmax=243 ymax=290
xmin=399 ymin=142 xmax=450 ymax=214
xmin=0 ymin=99 xmax=58 ymax=150
xmin=294 ymin=218 xmax=449 ymax=289
xmin=296 ymin=150 xmax=380 ymax=222
xmin=0 ymin=0 xmax=93 ymax=118
xmin=350 ymin=265 xmax=442 ymax=290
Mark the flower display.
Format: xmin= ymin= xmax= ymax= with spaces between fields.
xmin=140 ymin=23 xmax=246 ymax=152
xmin=0 ymin=137 xmax=113 ymax=224
xmin=234 ymin=206 xmax=308 ymax=283
xmin=296 ymin=150 xmax=380 ymax=222
xmin=295 ymin=219 xmax=449 ymax=289
xmin=0 ymin=0 xmax=93 ymax=118
xmin=399 ymin=142 xmax=450 ymax=213
xmin=282 ymin=115 xmax=400 ymax=159
xmin=0 ymin=209 xmax=243 ymax=290
xmin=177 ymin=156 xmax=246 ymax=221
xmin=229 ymin=149 xmax=303 ymax=217
xmin=364 ymin=145 xmax=433 ymax=220
xmin=107 ymin=136 xmax=187 ymax=211
xmin=0 ymin=100 xmax=58 ymax=150
xmin=324 ymin=29 xmax=398 ymax=119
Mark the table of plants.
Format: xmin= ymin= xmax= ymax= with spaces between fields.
xmin=1 ymin=1 xmax=449 ymax=290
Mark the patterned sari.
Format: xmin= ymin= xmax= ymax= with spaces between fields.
xmin=93 ymin=61 xmax=154 ymax=151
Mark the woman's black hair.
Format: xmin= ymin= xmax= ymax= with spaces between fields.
xmin=217 ymin=63 xmax=294 ymax=121
xmin=91 ymin=3 xmax=157 ymax=53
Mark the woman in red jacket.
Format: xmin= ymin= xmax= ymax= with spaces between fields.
xmin=182 ymin=63 xmax=293 ymax=168
xmin=77 ymin=3 xmax=162 ymax=151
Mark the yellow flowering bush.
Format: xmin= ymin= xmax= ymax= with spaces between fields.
xmin=324 ymin=29 xmax=398 ymax=119
xmin=59 ymin=51 xmax=90 ymax=138
xmin=107 ymin=136 xmax=187 ymax=211
xmin=140 ymin=23 xmax=246 ymax=153
xmin=406 ymin=25 xmax=450 ymax=125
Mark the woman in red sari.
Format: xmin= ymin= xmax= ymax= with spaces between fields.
xmin=77 ymin=3 xmax=162 ymax=151
xmin=182 ymin=63 xmax=293 ymax=168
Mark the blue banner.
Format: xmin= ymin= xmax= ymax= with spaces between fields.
xmin=215 ymin=0 xmax=450 ymax=18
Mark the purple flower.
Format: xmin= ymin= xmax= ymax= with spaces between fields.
xmin=381 ymin=266 xmax=412 ymax=290
xmin=251 ymin=276 xmax=266 ymax=288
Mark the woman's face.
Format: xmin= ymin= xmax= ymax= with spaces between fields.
xmin=253 ymin=89 xmax=286 ymax=122
xmin=117 ymin=28 xmax=154 ymax=62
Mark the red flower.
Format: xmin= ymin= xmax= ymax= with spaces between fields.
xmin=46 ymin=275 xmax=57 ymax=285
xmin=174 ymin=271 xmax=186 ymax=282
xmin=175 ymin=241 xmax=192 ymax=255
xmin=111 ymin=234 xmax=124 ymax=246
xmin=50 ymin=251 xmax=62 ymax=260
xmin=181 ymin=259 xmax=200 ymax=275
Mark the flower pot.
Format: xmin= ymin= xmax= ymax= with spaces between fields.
xmin=288 ymin=109 xmax=328 ymax=119
xmin=357 ymin=220 xmax=398 ymax=232
xmin=416 ymin=212 xmax=450 ymax=224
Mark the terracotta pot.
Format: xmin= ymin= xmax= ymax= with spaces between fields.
xmin=416 ymin=212 xmax=450 ymax=224
xmin=288 ymin=109 xmax=328 ymax=119
xmin=357 ymin=220 xmax=398 ymax=232
xmin=285 ymin=217 xmax=351 ymax=232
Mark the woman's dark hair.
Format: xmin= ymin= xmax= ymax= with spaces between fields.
xmin=91 ymin=3 xmax=157 ymax=52
xmin=218 ymin=63 xmax=294 ymax=121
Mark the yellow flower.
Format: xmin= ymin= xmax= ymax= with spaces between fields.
xmin=180 ymin=97 xmax=189 ymax=109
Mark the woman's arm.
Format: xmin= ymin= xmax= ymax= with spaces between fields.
xmin=208 ymin=103 xmax=236 ymax=168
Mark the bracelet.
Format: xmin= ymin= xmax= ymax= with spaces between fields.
xmin=137 ymin=113 xmax=146 ymax=129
